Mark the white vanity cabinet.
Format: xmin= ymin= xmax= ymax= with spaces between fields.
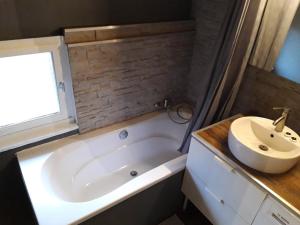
xmin=253 ymin=196 xmax=300 ymax=225
xmin=182 ymin=137 xmax=300 ymax=225
xmin=182 ymin=138 xmax=267 ymax=225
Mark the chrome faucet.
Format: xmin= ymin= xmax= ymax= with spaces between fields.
xmin=272 ymin=107 xmax=290 ymax=132
xmin=154 ymin=98 xmax=170 ymax=109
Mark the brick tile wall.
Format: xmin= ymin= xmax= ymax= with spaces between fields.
xmin=186 ymin=0 xmax=232 ymax=104
xmin=68 ymin=32 xmax=194 ymax=133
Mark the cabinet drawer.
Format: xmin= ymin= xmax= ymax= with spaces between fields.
xmin=182 ymin=170 xmax=250 ymax=225
xmin=186 ymin=138 xmax=266 ymax=224
xmin=186 ymin=138 xmax=216 ymax=185
xmin=253 ymin=196 xmax=300 ymax=225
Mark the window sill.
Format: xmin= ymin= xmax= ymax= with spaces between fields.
xmin=0 ymin=119 xmax=78 ymax=153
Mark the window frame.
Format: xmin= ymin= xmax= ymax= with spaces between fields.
xmin=0 ymin=36 xmax=76 ymax=137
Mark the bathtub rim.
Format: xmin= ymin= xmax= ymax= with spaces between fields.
xmin=18 ymin=153 xmax=187 ymax=225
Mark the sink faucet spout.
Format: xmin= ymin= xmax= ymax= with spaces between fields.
xmin=272 ymin=107 xmax=290 ymax=132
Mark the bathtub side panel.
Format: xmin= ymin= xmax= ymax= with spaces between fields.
xmin=80 ymin=171 xmax=185 ymax=225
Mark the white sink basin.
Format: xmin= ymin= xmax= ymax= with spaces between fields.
xmin=228 ymin=116 xmax=300 ymax=174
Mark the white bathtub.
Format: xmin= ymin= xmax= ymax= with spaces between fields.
xmin=17 ymin=112 xmax=188 ymax=225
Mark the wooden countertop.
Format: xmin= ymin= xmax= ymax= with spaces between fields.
xmin=193 ymin=116 xmax=300 ymax=215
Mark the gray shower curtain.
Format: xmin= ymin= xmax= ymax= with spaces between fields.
xmin=180 ymin=0 xmax=253 ymax=153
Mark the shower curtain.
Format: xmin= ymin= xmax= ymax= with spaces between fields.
xmin=180 ymin=0 xmax=256 ymax=153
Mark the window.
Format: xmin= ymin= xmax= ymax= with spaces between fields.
xmin=0 ymin=37 xmax=76 ymax=137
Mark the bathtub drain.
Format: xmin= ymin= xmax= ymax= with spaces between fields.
xmin=119 ymin=130 xmax=128 ymax=140
xmin=259 ymin=144 xmax=268 ymax=151
xmin=130 ymin=170 xmax=138 ymax=177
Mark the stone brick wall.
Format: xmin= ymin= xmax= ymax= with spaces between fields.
xmin=68 ymin=31 xmax=194 ymax=133
xmin=186 ymin=0 xmax=233 ymax=104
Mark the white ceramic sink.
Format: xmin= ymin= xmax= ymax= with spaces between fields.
xmin=228 ymin=116 xmax=300 ymax=174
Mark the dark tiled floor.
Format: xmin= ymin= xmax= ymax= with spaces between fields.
xmin=159 ymin=201 xmax=212 ymax=225
xmin=158 ymin=215 xmax=184 ymax=225
xmin=177 ymin=201 xmax=212 ymax=225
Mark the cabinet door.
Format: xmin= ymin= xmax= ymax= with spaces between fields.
xmin=207 ymin=154 xmax=266 ymax=224
xmin=253 ymin=196 xmax=300 ymax=225
xmin=185 ymin=138 xmax=266 ymax=224
xmin=182 ymin=170 xmax=250 ymax=225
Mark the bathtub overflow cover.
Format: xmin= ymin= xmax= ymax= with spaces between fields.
xmin=130 ymin=170 xmax=138 ymax=177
